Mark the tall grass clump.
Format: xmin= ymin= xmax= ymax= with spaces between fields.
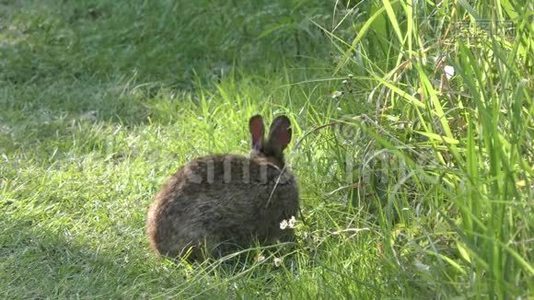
xmin=316 ymin=0 xmax=533 ymax=297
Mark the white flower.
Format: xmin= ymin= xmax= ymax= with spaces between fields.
xmin=273 ymin=257 xmax=283 ymax=267
xmin=414 ymin=259 xmax=430 ymax=272
xmin=280 ymin=216 xmax=297 ymax=230
xmin=255 ymin=254 xmax=266 ymax=263
xmin=331 ymin=90 xmax=343 ymax=99
xmin=288 ymin=216 xmax=297 ymax=229
xmin=280 ymin=219 xmax=288 ymax=230
xmin=444 ymin=65 xmax=455 ymax=80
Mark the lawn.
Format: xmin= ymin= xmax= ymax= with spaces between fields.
xmin=1 ymin=0 xmax=532 ymax=298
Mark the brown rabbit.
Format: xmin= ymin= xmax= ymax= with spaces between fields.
xmin=146 ymin=115 xmax=299 ymax=260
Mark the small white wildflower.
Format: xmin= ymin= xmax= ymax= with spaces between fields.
xmin=342 ymin=79 xmax=348 ymax=84
xmin=255 ymin=254 xmax=266 ymax=263
xmin=444 ymin=65 xmax=455 ymax=80
xmin=331 ymin=90 xmax=343 ymax=99
xmin=279 ymin=219 xmax=288 ymax=230
xmin=273 ymin=257 xmax=283 ymax=267
xmin=414 ymin=259 xmax=430 ymax=272
xmin=288 ymin=216 xmax=297 ymax=229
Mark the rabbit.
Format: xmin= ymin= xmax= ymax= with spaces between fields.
xmin=146 ymin=114 xmax=299 ymax=260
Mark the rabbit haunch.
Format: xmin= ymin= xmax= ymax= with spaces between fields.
xmin=146 ymin=115 xmax=299 ymax=260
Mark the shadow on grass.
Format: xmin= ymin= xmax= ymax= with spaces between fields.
xmin=0 ymin=214 xmax=186 ymax=298
xmin=0 ymin=213 xmax=287 ymax=298
xmin=0 ymin=0 xmax=333 ymax=161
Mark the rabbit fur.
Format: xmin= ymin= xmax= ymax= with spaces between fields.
xmin=146 ymin=115 xmax=299 ymax=260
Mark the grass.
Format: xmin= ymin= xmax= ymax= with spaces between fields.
xmin=1 ymin=0 xmax=532 ymax=298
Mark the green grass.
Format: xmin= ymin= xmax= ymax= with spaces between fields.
xmin=1 ymin=0 xmax=532 ymax=298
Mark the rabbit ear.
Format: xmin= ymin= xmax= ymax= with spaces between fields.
xmin=249 ymin=115 xmax=264 ymax=151
xmin=267 ymin=115 xmax=292 ymax=151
